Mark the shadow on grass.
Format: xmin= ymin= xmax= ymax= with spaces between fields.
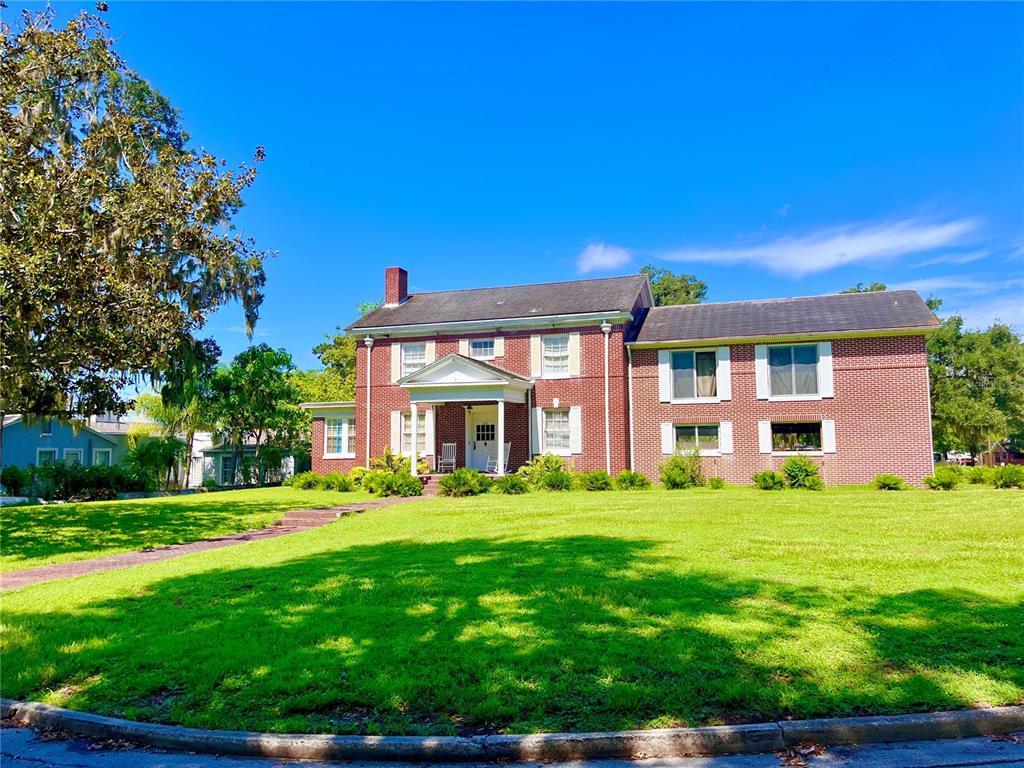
xmin=4 ymin=535 xmax=1021 ymax=736
xmin=0 ymin=491 xmax=346 ymax=569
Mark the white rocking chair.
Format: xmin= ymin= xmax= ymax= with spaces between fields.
xmin=438 ymin=442 xmax=457 ymax=473
xmin=486 ymin=443 xmax=512 ymax=474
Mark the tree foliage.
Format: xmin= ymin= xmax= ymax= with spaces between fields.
xmin=206 ymin=345 xmax=304 ymax=485
xmin=0 ymin=9 xmax=269 ymax=417
xmin=840 ymin=282 xmax=888 ymax=293
xmin=640 ymin=265 xmax=707 ymax=306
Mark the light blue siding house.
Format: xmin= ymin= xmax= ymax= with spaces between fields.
xmin=1 ymin=415 xmax=128 ymax=469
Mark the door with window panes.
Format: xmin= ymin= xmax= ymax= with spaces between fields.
xmin=466 ymin=405 xmax=498 ymax=471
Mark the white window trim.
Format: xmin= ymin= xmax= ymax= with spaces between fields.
xmin=671 ymin=423 xmax=722 ymax=457
xmin=36 ymin=448 xmax=58 ymax=465
xmin=542 ymin=408 xmax=572 ymax=456
xmin=468 ymin=338 xmax=496 ymax=361
xmin=93 ymin=448 xmax=113 ymax=466
xmin=772 ymin=451 xmax=825 ymax=457
xmin=401 ymin=342 xmax=428 ymax=378
xmin=63 ymin=448 xmax=84 ymax=464
xmin=541 ymin=334 xmax=572 ymax=380
xmin=40 ymin=420 xmax=53 ymax=437
xmin=666 ymin=348 xmax=722 ymax=404
xmin=765 ymin=342 xmax=828 ymax=402
xmin=323 ymin=415 xmax=356 ymax=459
xmin=768 ymin=420 xmax=827 ymax=456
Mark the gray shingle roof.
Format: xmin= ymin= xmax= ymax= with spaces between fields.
xmin=348 ymin=275 xmax=648 ymax=330
xmin=632 ymin=290 xmax=938 ymax=343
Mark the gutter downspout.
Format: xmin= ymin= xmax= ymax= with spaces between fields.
xmin=627 ymin=345 xmax=635 ymax=472
xmin=601 ymin=322 xmax=612 ymax=474
xmin=364 ymin=336 xmax=374 ymax=467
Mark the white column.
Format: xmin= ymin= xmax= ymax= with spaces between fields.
xmin=410 ymin=402 xmax=419 ymax=477
xmin=496 ymin=397 xmax=505 ymax=476
xmin=364 ymin=336 xmax=374 ymax=467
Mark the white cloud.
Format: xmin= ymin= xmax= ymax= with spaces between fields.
xmin=655 ymin=218 xmax=977 ymax=277
xmin=576 ymin=242 xmax=632 ymax=274
xmin=889 ymin=275 xmax=1024 ymax=296
xmin=777 ymin=203 xmax=792 ymax=218
xmin=949 ymin=296 xmax=1024 ymax=331
xmin=913 ymin=248 xmax=991 ymax=268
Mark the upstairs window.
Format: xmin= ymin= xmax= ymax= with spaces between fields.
xmin=542 ymin=335 xmax=570 ymax=377
xmin=469 ymin=339 xmax=495 ymax=360
xmin=402 ymin=342 xmax=427 ymax=377
xmin=769 ymin=344 xmax=818 ymax=396
xmin=671 ymin=350 xmax=717 ymax=399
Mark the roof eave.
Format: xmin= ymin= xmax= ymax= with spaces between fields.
xmin=628 ymin=324 xmax=940 ymax=348
xmin=348 ymin=309 xmax=635 ymax=336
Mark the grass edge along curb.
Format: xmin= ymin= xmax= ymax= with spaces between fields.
xmin=2 ymin=699 xmax=1022 ymax=762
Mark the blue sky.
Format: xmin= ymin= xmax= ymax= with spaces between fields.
xmin=18 ymin=2 xmax=1024 ymax=369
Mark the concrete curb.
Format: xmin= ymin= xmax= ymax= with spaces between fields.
xmin=2 ymin=699 xmax=1022 ymax=762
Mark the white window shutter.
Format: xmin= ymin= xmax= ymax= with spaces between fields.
xmin=532 ymin=408 xmax=544 ymax=454
xmin=390 ymin=411 xmax=402 ymax=453
xmin=755 ymin=345 xmax=769 ymax=399
xmin=719 ymin=421 xmax=734 ymax=454
xmin=569 ymin=406 xmax=583 ymax=454
xmin=424 ymin=408 xmax=435 ymax=455
xmin=660 ymin=422 xmax=674 ymax=455
xmin=822 ymin=419 xmax=837 ymax=453
xmin=716 ymin=347 xmax=731 ymax=400
xmin=425 ymin=340 xmax=436 ymax=365
xmin=458 ymin=339 xmax=469 ymax=356
xmin=658 ymin=350 xmax=671 ymax=402
xmin=494 ymin=336 xmax=505 ymax=357
xmin=568 ymin=332 xmax=581 ymax=376
xmin=758 ymin=420 xmax=772 ymax=454
xmin=530 ymin=335 xmax=542 ymax=377
xmin=818 ymin=342 xmax=834 ymax=398
xmin=391 ymin=344 xmax=401 ymax=383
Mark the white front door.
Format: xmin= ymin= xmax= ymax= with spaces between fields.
xmin=466 ymin=405 xmax=498 ymax=471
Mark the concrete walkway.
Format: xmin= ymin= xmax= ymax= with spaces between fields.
xmin=2 ymin=727 xmax=1022 ymax=767
xmin=0 ymin=496 xmax=414 ymax=591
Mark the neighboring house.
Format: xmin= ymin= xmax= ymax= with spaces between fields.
xmin=302 ymin=267 xmax=939 ymax=485
xmin=1 ymin=414 xmax=128 ymax=469
xmin=200 ymin=439 xmax=297 ymax=486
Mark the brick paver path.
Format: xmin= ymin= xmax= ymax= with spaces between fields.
xmin=1 ymin=496 xmax=416 ymax=591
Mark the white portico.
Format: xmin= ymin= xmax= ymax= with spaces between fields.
xmin=397 ymin=354 xmax=533 ymax=476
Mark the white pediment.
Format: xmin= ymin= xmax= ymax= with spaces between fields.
xmin=399 ymin=354 xmax=528 ymax=387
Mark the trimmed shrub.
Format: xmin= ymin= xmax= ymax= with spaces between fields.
xmin=873 ymin=473 xmax=906 ymax=491
xmin=361 ymin=469 xmax=422 ymax=497
xmin=291 ymin=471 xmax=323 ymax=490
xmin=782 ymin=455 xmax=822 ymax=490
xmin=753 ymin=469 xmax=785 ymax=490
xmin=965 ymin=466 xmax=992 ymax=485
xmin=1 ymin=465 xmax=29 ymax=495
xmin=923 ymin=466 xmax=961 ymax=490
xmin=517 ymin=453 xmax=566 ymax=488
xmin=438 ymin=468 xmax=492 ymax=497
xmin=613 ymin=470 xmax=651 ymax=491
xmin=707 ymin=477 xmax=726 ymax=490
xmin=322 ymin=472 xmax=354 ymax=492
xmin=348 ymin=466 xmax=369 ymax=487
xmin=660 ymin=452 xmax=704 ymax=490
xmin=492 ymin=475 xmax=528 ymax=495
xmin=578 ymin=470 xmax=613 ymax=491
xmin=991 ymin=464 xmax=1024 ymax=489
xmin=542 ymin=470 xmax=574 ymax=491
xmin=200 ymin=477 xmax=220 ymax=491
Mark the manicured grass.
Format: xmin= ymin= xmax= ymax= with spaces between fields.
xmin=2 ymin=486 xmax=1021 ymax=736
xmin=0 ymin=487 xmax=375 ymax=572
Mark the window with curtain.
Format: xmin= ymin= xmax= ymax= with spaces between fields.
xmin=402 ymin=342 xmax=427 ymax=376
xmin=93 ymin=449 xmax=112 ymax=467
xmin=768 ymin=344 xmax=818 ymax=396
xmin=401 ymin=413 xmax=428 ymax=454
xmin=674 ymin=424 xmax=719 ymax=453
xmin=544 ymin=408 xmax=570 ymax=450
xmin=771 ymin=422 xmax=822 ymax=452
xmin=671 ymin=350 xmax=717 ymax=399
xmin=542 ymin=335 xmax=570 ymax=377
xmin=325 ymin=417 xmax=346 ymax=454
xmin=469 ymin=339 xmax=495 ymax=359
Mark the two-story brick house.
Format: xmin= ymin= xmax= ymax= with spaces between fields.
xmin=303 ymin=266 xmax=938 ymax=485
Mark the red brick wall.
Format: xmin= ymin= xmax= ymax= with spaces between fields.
xmin=630 ymin=335 xmax=934 ymax=485
xmin=310 ymin=417 xmax=359 ymax=475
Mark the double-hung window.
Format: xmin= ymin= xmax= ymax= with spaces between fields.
xmin=674 ymin=424 xmax=719 ymax=453
xmin=325 ymin=416 xmax=357 ymax=457
xmin=542 ymin=335 xmax=570 ymax=378
xmin=64 ymin=449 xmax=84 ymax=465
xmin=769 ymin=344 xmax=819 ymax=397
xmin=93 ymin=448 xmax=112 ymax=467
xmin=37 ymin=448 xmax=58 ymax=466
xmin=401 ymin=413 xmax=427 ymax=455
xmin=671 ymin=350 xmax=717 ymax=399
xmin=402 ymin=342 xmax=427 ymax=377
xmin=469 ymin=339 xmax=495 ymax=360
xmin=543 ymin=409 xmax=571 ymax=452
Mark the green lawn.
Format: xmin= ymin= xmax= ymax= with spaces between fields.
xmin=0 ymin=487 xmax=375 ymax=572
xmin=2 ymin=486 xmax=1021 ymax=737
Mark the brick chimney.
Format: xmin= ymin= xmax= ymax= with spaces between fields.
xmin=384 ymin=266 xmax=408 ymax=306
